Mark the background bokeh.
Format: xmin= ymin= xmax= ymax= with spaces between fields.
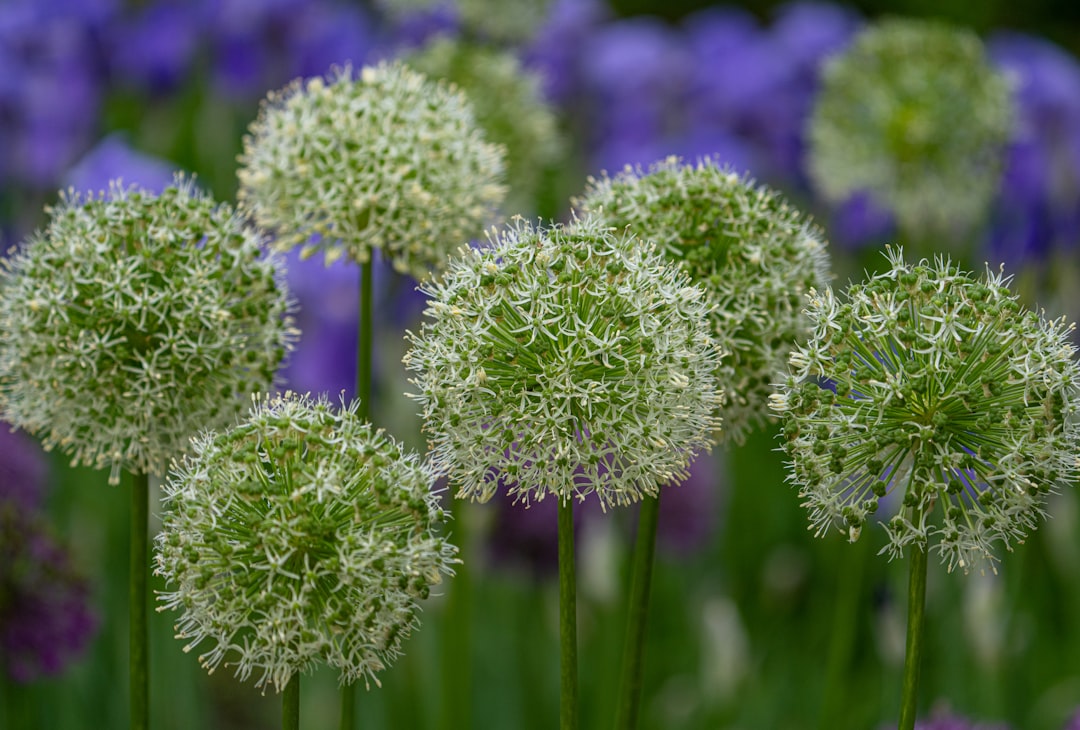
xmin=2 ymin=1 xmax=1080 ymax=728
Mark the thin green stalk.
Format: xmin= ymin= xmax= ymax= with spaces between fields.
xmin=340 ymin=257 xmax=373 ymax=730
xmin=440 ymin=497 xmax=471 ymax=730
xmin=283 ymin=675 xmax=300 ymax=730
xmin=613 ymin=494 xmax=660 ymax=730
xmin=898 ymin=534 xmax=929 ymax=730
xmin=130 ymin=471 xmax=149 ymax=730
xmin=817 ymin=539 xmax=869 ymax=730
xmin=558 ymin=497 xmax=579 ymax=730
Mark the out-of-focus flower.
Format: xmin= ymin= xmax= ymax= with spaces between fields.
xmin=807 ymin=17 xmax=1013 ymax=242
xmin=405 ymin=214 xmax=723 ymax=509
xmin=576 ymin=157 xmax=830 ymax=443
xmin=0 ymin=427 xmax=49 ymax=513
xmin=375 ymin=0 xmax=551 ymax=43
xmin=405 ymin=37 xmax=562 ymax=216
xmin=155 ymin=392 xmax=457 ymax=692
xmin=0 ymin=442 xmax=97 ymax=683
xmin=106 ymin=2 xmax=201 ymax=93
xmin=987 ymin=32 xmax=1080 ymax=265
xmin=0 ymin=177 xmax=297 ymax=483
xmin=879 ymin=705 xmax=1011 ymax=729
xmin=772 ymin=248 xmax=1080 ymax=572
xmin=523 ymin=0 xmax=609 ymax=105
xmin=237 ymin=61 xmax=506 ymax=280
xmin=63 ymin=134 xmax=177 ymax=195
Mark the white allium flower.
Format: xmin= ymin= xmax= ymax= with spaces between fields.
xmin=575 ymin=157 xmax=831 ymax=443
xmin=771 ymin=247 xmax=1080 ymax=573
xmin=404 ymin=215 xmax=723 ymax=509
xmin=155 ymin=392 xmax=457 ymax=692
xmin=0 ymin=177 xmax=297 ymax=484
xmin=807 ymin=17 xmax=1013 ymax=240
xmin=237 ymin=61 xmax=507 ymax=280
xmin=405 ymin=37 xmax=562 ymax=217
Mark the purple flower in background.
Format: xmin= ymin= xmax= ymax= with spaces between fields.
xmin=1064 ymin=708 xmax=1080 ymax=730
xmin=0 ymin=440 xmax=96 ymax=684
xmin=0 ymin=427 xmax=48 ymax=514
xmin=655 ymin=450 xmax=724 ymax=557
xmin=987 ymin=32 xmax=1080 ymax=264
xmin=523 ymin=0 xmax=610 ymax=105
xmin=106 ymin=2 xmax=201 ymax=93
xmin=0 ymin=508 xmax=98 ymax=683
xmin=828 ymin=190 xmax=896 ymax=250
xmin=63 ymin=134 xmax=177 ymax=195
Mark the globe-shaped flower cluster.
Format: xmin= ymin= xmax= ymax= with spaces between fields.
xmin=771 ymin=248 xmax=1080 ymax=572
xmin=575 ymin=157 xmax=830 ymax=443
xmin=404 ymin=215 xmax=723 ymax=509
xmin=237 ymin=61 xmax=507 ymax=280
xmin=155 ymin=392 xmax=457 ymax=692
xmin=405 ymin=37 xmax=562 ymax=217
xmin=807 ymin=18 xmax=1013 ymax=240
xmin=0 ymin=177 xmax=297 ymax=484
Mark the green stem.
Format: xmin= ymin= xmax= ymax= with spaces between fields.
xmin=558 ymin=497 xmax=578 ymax=730
xmin=898 ymin=537 xmax=929 ymax=730
xmin=340 ymin=257 xmax=374 ymax=730
xmin=613 ymin=494 xmax=660 ymax=730
xmin=338 ymin=682 xmax=354 ymax=730
xmin=283 ymin=675 xmax=300 ymax=730
xmin=440 ymin=497 xmax=471 ymax=730
xmin=130 ymin=471 xmax=149 ymax=730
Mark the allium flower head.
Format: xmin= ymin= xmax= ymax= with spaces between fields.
xmin=236 ymin=61 xmax=507 ymax=280
xmin=771 ymin=247 xmax=1080 ymax=572
xmin=404 ymin=215 xmax=723 ymax=509
xmin=575 ymin=157 xmax=830 ymax=443
xmin=154 ymin=392 xmax=457 ymax=692
xmin=0 ymin=177 xmax=297 ymax=484
xmin=807 ymin=17 xmax=1013 ymax=240
xmin=405 ymin=37 xmax=562 ymax=216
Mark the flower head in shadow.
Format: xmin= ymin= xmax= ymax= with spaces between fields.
xmin=155 ymin=392 xmax=457 ymax=692
xmin=405 ymin=214 xmax=723 ymax=509
xmin=0 ymin=176 xmax=297 ymax=483
xmin=771 ymin=247 xmax=1080 ymax=572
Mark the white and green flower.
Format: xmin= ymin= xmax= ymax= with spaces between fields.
xmin=404 ymin=214 xmax=723 ymax=509
xmin=237 ymin=61 xmax=506 ymax=280
xmin=155 ymin=392 xmax=457 ymax=692
xmin=772 ymin=248 xmax=1080 ymax=572
xmin=0 ymin=177 xmax=297 ymax=483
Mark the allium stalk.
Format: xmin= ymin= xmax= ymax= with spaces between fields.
xmin=237 ymin=60 xmax=506 ymax=281
xmin=405 ymin=215 xmax=722 ymax=727
xmin=155 ymin=392 xmax=457 ymax=699
xmin=807 ymin=17 xmax=1013 ymax=243
xmin=0 ymin=176 xmax=296 ymax=730
xmin=771 ymin=247 xmax=1080 ymax=726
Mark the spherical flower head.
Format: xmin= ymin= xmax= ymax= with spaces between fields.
xmin=807 ymin=17 xmax=1013 ymax=240
xmin=771 ymin=247 xmax=1080 ymax=573
xmin=405 ymin=37 xmax=562 ymax=217
xmin=0 ymin=177 xmax=297 ymax=484
xmin=236 ymin=61 xmax=507 ymax=281
xmin=404 ymin=215 xmax=724 ymax=509
xmin=154 ymin=392 xmax=457 ymax=692
xmin=575 ymin=157 xmax=831 ymax=444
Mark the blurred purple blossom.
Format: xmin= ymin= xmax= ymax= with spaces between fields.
xmin=987 ymin=32 xmax=1080 ymax=264
xmin=0 ymin=427 xmax=49 ymax=514
xmin=1064 ymin=708 xmax=1080 ymax=730
xmin=523 ymin=0 xmax=610 ymax=105
xmin=63 ymin=134 xmax=177 ymax=195
xmin=106 ymin=2 xmax=201 ymax=93
xmin=0 ymin=507 xmax=97 ymax=683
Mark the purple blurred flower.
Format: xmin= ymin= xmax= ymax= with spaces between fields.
xmin=987 ymin=32 xmax=1080 ymax=264
xmin=1064 ymin=707 xmax=1080 ymax=730
xmin=0 ymin=427 xmax=48 ymax=514
xmin=0 ymin=508 xmax=97 ymax=683
xmin=63 ymin=134 xmax=177 ymax=195
xmin=523 ymin=0 xmax=610 ymax=105
xmin=485 ymin=452 xmax=724 ymax=576
xmin=880 ymin=707 xmax=1011 ymax=730
xmin=106 ymin=2 xmax=201 ymax=93
xmin=828 ymin=191 xmax=896 ymax=250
